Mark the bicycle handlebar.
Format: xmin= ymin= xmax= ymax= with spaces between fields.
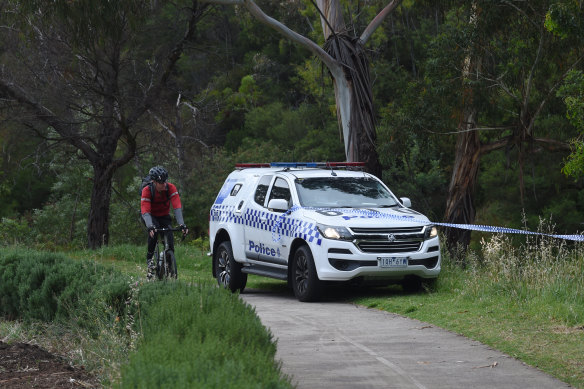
xmin=152 ymin=226 xmax=187 ymax=241
xmin=154 ymin=227 xmax=184 ymax=232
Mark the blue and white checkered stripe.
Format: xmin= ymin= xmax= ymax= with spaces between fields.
xmin=210 ymin=204 xmax=244 ymax=225
xmin=211 ymin=204 xmax=322 ymax=245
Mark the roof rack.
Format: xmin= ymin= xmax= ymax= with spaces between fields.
xmin=235 ymin=162 xmax=365 ymax=169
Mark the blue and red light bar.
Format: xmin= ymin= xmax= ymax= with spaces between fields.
xmin=235 ymin=162 xmax=365 ymax=169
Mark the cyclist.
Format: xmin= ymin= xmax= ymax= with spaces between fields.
xmin=141 ymin=166 xmax=188 ymax=279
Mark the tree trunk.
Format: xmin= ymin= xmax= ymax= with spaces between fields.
xmin=318 ymin=0 xmax=382 ymax=177
xmin=444 ymin=107 xmax=480 ymax=255
xmin=87 ymin=165 xmax=114 ymax=249
xmin=443 ymin=3 xmax=480 ymax=257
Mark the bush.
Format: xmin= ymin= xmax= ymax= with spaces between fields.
xmin=119 ymin=281 xmax=293 ymax=389
xmin=0 ymin=248 xmax=292 ymax=388
xmin=0 ymin=248 xmax=132 ymax=331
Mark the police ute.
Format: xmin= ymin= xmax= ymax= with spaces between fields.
xmin=209 ymin=162 xmax=440 ymax=302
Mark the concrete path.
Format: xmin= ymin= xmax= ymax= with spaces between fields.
xmin=240 ymin=289 xmax=571 ymax=389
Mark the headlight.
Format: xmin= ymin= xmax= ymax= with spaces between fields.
xmin=424 ymin=225 xmax=438 ymax=239
xmin=316 ymin=224 xmax=353 ymax=240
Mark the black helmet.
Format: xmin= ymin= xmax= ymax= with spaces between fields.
xmin=149 ymin=166 xmax=168 ymax=183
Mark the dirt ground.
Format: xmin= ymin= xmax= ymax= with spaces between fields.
xmin=0 ymin=341 xmax=100 ymax=388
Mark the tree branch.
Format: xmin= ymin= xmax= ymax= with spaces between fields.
xmin=126 ymin=0 xmax=207 ymax=127
xmin=480 ymin=136 xmax=512 ymax=155
xmin=0 ymin=78 xmax=100 ymax=162
xmin=203 ymin=0 xmax=340 ymax=72
xmin=360 ymin=0 xmax=402 ymax=44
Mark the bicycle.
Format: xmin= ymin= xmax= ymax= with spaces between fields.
xmin=152 ymin=227 xmax=184 ymax=280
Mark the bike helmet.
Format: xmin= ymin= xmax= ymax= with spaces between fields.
xmin=149 ymin=166 xmax=168 ymax=183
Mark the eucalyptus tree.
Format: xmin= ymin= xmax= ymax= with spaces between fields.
xmin=0 ymin=0 xmax=209 ymax=248
xmin=200 ymin=0 xmax=403 ymax=177
xmin=442 ymin=0 xmax=582 ymax=253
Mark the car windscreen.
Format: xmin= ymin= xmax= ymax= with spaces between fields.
xmin=294 ymin=177 xmax=400 ymax=208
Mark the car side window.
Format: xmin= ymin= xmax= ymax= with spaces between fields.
xmin=254 ymin=175 xmax=273 ymax=206
xmin=267 ymin=177 xmax=291 ymax=206
xmin=230 ymin=183 xmax=242 ymax=196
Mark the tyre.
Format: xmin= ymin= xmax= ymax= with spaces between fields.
xmin=156 ymin=250 xmax=165 ymax=280
xmin=215 ymin=241 xmax=247 ymax=292
xmin=166 ymin=250 xmax=177 ymax=279
xmin=291 ymin=245 xmax=321 ymax=302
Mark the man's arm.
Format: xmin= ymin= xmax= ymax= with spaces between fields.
xmin=141 ymin=186 xmax=156 ymax=237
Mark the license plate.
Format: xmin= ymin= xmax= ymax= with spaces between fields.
xmin=378 ymin=256 xmax=408 ymax=268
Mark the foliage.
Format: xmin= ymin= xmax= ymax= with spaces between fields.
xmin=0 ymin=126 xmax=55 ymax=218
xmin=1 ymin=0 xmax=583 ymax=250
xmin=477 ymin=148 xmax=584 ymax=235
xmin=0 ymin=249 xmax=132 ymax=335
xmin=557 ymin=71 xmax=584 ymax=179
xmin=119 ymin=281 xmax=293 ymax=389
xmin=0 ymin=246 xmax=291 ymax=387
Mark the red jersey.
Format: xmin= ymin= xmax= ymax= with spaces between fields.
xmin=141 ymin=182 xmax=182 ymax=217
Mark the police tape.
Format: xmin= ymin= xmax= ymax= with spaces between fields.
xmin=272 ymin=206 xmax=584 ymax=243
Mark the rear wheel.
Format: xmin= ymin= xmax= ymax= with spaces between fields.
xmin=166 ymin=250 xmax=177 ymax=279
xmin=291 ymin=245 xmax=321 ymax=302
xmin=215 ymin=241 xmax=247 ymax=292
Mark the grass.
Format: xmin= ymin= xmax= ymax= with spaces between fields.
xmin=2 ymin=232 xmax=582 ymax=388
xmin=0 ymin=244 xmax=292 ymax=388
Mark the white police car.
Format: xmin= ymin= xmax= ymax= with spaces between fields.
xmin=209 ymin=162 xmax=440 ymax=301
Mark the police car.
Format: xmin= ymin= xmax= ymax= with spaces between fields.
xmin=209 ymin=162 xmax=440 ymax=301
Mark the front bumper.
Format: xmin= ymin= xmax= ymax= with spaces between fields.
xmin=312 ymin=236 xmax=441 ymax=281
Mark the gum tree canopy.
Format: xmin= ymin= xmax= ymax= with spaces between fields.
xmin=204 ymin=0 xmax=403 ymax=177
xmin=0 ymin=0 xmax=208 ymax=248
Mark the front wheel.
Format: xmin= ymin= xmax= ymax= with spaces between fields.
xmin=215 ymin=241 xmax=247 ymax=293
xmin=166 ymin=250 xmax=177 ymax=279
xmin=291 ymin=245 xmax=321 ymax=302
xmin=156 ymin=251 xmax=165 ymax=280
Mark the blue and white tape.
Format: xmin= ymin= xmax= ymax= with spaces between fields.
xmin=273 ymin=206 xmax=584 ymax=243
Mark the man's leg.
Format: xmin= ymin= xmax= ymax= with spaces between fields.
xmin=146 ymin=219 xmax=161 ymax=279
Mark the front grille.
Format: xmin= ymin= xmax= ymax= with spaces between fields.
xmin=351 ymin=226 xmax=426 ymax=254
xmin=356 ymin=241 xmax=421 ymax=253
xmin=351 ymin=226 xmax=423 ymax=234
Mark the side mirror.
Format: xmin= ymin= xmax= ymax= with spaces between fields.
xmin=268 ymin=199 xmax=289 ymax=212
xmin=400 ymin=197 xmax=411 ymax=208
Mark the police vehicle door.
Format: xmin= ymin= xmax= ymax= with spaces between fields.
xmin=244 ymin=175 xmax=291 ymax=268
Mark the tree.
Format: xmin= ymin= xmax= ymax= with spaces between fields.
xmin=201 ymin=0 xmax=403 ymax=177
xmin=0 ymin=0 xmax=208 ymax=248
xmin=442 ymin=0 xmax=581 ymax=254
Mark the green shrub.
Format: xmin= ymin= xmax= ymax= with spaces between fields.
xmin=0 ymin=248 xmax=132 ymax=331
xmin=119 ymin=281 xmax=292 ymax=389
xmin=0 ymin=248 xmax=291 ymax=387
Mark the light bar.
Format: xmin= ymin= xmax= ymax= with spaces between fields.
xmin=235 ymin=162 xmax=365 ymax=169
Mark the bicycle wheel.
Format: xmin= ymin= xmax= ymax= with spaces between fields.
xmin=156 ymin=250 xmax=166 ymax=280
xmin=166 ymin=250 xmax=177 ymax=279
